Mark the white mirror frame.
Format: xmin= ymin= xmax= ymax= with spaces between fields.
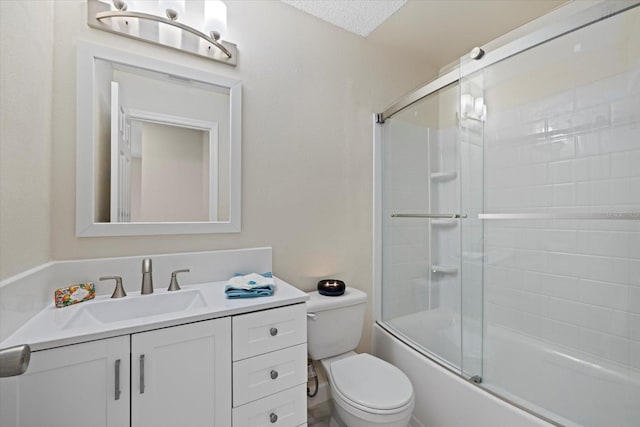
xmin=76 ymin=41 xmax=241 ymax=236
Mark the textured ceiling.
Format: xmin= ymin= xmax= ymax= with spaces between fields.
xmin=279 ymin=0 xmax=408 ymax=37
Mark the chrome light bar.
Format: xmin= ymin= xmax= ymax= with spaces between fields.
xmin=87 ymin=0 xmax=237 ymax=66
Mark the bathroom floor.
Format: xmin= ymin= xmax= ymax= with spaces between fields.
xmin=308 ymin=399 xmax=333 ymax=427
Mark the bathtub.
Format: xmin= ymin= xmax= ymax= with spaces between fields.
xmin=373 ymin=312 xmax=640 ymax=427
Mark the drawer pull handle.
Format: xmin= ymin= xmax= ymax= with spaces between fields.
xmin=269 ymin=327 xmax=278 ymax=336
xmin=140 ymin=354 xmax=145 ymax=394
xmin=269 ymin=412 xmax=278 ymax=423
xmin=114 ymin=359 xmax=121 ymax=400
xmin=270 ymin=369 xmax=279 ymax=380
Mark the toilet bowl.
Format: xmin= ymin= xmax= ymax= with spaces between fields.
xmin=306 ymin=288 xmax=415 ymax=427
xmin=322 ymin=353 xmax=414 ymax=427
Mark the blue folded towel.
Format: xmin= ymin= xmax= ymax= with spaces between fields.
xmin=225 ymin=272 xmax=275 ymax=299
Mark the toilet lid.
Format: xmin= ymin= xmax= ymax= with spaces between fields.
xmin=330 ymin=353 xmax=413 ymax=411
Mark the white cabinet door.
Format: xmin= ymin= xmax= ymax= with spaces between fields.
xmin=131 ymin=318 xmax=232 ymax=427
xmin=0 ymin=336 xmax=130 ymax=427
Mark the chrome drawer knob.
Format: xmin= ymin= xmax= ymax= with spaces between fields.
xmin=269 ymin=327 xmax=278 ymax=336
xmin=270 ymin=370 xmax=278 ymax=380
xmin=269 ymin=413 xmax=278 ymax=423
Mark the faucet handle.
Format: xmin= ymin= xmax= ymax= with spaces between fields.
xmin=168 ymin=269 xmax=190 ymax=292
xmin=99 ymin=276 xmax=127 ymax=298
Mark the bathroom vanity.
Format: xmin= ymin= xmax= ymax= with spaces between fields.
xmin=0 ymin=249 xmax=309 ymax=427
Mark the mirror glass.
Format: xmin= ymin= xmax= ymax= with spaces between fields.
xmin=120 ymin=120 xmax=216 ymax=223
xmin=77 ymin=43 xmax=241 ymax=236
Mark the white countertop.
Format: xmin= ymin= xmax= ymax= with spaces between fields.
xmin=1 ymin=277 xmax=308 ymax=352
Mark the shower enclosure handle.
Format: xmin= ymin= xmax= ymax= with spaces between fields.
xmin=391 ymin=213 xmax=467 ymax=219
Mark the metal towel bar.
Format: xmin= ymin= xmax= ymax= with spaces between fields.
xmin=478 ymin=212 xmax=640 ymax=220
xmin=391 ymin=213 xmax=467 ymax=219
xmin=392 ymin=212 xmax=640 ymax=220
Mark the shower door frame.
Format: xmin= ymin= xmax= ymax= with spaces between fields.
xmin=373 ymin=0 xmax=640 ymax=423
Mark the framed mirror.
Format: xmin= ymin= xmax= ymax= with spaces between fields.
xmin=76 ymin=41 xmax=241 ymax=236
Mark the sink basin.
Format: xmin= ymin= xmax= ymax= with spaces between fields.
xmin=64 ymin=290 xmax=206 ymax=329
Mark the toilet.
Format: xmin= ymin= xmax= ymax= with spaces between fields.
xmin=306 ymin=287 xmax=415 ymax=427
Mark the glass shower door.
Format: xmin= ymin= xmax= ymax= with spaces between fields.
xmin=381 ymin=82 xmax=467 ymax=371
xmin=459 ymin=70 xmax=486 ymax=382
xmin=462 ymin=4 xmax=640 ymax=426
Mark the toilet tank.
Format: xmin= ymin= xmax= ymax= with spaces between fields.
xmin=306 ymin=287 xmax=367 ymax=360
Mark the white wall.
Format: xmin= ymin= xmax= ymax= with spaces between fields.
xmin=0 ymin=1 xmax=437 ymax=352
xmin=138 ymin=123 xmax=208 ymax=222
xmin=0 ymin=2 xmax=54 ymax=279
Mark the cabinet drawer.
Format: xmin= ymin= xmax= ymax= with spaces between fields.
xmin=233 ymin=343 xmax=307 ymax=406
xmin=232 ymin=384 xmax=307 ymax=427
xmin=233 ymin=304 xmax=306 ymax=360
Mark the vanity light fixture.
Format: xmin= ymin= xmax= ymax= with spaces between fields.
xmin=87 ymin=0 xmax=237 ymax=66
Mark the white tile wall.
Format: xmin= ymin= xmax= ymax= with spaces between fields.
xmin=631 ymin=340 xmax=640 ymax=371
xmin=382 ymin=121 xmax=432 ymax=319
xmin=484 ymin=68 xmax=640 ymax=372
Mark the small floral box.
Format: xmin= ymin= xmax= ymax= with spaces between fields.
xmin=54 ymin=283 xmax=96 ymax=308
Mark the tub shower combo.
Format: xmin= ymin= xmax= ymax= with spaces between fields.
xmin=374 ymin=2 xmax=640 ymax=426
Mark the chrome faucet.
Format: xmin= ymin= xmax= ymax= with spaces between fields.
xmin=168 ymin=269 xmax=190 ymax=291
xmin=141 ymin=258 xmax=153 ymax=295
xmin=99 ymin=276 xmax=127 ymax=298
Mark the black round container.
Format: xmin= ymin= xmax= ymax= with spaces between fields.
xmin=317 ymin=279 xmax=345 ymax=296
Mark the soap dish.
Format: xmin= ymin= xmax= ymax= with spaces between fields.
xmin=317 ymin=279 xmax=345 ymax=296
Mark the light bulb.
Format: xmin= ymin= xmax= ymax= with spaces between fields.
xmin=204 ymin=0 xmax=227 ymax=40
xmin=111 ymin=0 xmax=127 ymax=11
xmin=160 ymin=0 xmax=185 ymax=20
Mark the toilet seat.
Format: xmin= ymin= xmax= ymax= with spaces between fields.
xmin=329 ymin=353 xmax=414 ymax=414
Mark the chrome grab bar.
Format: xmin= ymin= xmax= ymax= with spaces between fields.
xmin=0 ymin=344 xmax=31 ymax=377
xmin=391 ymin=213 xmax=467 ymax=219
